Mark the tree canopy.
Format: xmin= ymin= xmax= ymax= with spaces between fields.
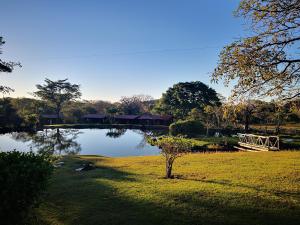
xmin=0 ymin=37 xmax=21 ymax=94
xmin=156 ymin=81 xmax=220 ymax=119
xmin=119 ymin=94 xmax=154 ymax=115
xmin=212 ymin=0 xmax=300 ymax=100
xmin=34 ymin=78 xmax=81 ymax=119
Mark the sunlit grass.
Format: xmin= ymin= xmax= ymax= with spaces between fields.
xmin=38 ymin=152 xmax=300 ymax=225
xmin=251 ymin=123 xmax=300 ymax=130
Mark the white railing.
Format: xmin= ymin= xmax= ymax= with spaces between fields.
xmin=237 ymin=133 xmax=280 ymax=151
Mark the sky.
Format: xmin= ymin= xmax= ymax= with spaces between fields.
xmin=1 ymin=0 xmax=244 ymax=102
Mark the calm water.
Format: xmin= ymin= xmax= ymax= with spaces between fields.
xmin=0 ymin=128 xmax=167 ymax=157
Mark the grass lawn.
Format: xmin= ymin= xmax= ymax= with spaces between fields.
xmin=38 ymin=152 xmax=300 ymax=225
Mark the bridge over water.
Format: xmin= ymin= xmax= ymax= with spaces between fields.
xmin=235 ymin=133 xmax=280 ymax=152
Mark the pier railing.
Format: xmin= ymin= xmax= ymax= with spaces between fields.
xmin=237 ymin=133 xmax=279 ymax=151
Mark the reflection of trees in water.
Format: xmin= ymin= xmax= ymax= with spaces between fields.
xmin=132 ymin=129 xmax=168 ymax=150
xmin=105 ymin=128 xmax=127 ymax=138
xmin=11 ymin=128 xmax=82 ymax=156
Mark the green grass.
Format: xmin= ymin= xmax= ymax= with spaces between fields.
xmin=37 ymin=152 xmax=300 ymax=225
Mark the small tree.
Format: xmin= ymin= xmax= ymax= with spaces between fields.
xmin=34 ymin=78 xmax=81 ymax=122
xmin=202 ymin=105 xmax=216 ymax=136
xmin=150 ymin=136 xmax=192 ymax=178
xmin=273 ymin=101 xmax=289 ymax=134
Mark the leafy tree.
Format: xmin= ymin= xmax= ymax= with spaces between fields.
xmin=106 ymin=106 xmax=119 ymax=115
xmin=0 ymin=98 xmax=22 ymax=128
xmin=62 ymin=101 xmax=87 ymax=123
xmin=202 ymin=105 xmax=216 ymax=136
xmin=169 ymin=120 xmax=204 ymax=137
xmin=34 ymin=78 xmax=81 ymax=122
xmin=11 ymin=98 xmax=50 ymax=125
xmin=201 ymin=104 xmax=224 ymax=133
xmin=0 ymin=37 xmax=21 ymax=95
xmin=286 ymin=99 xmax=300 ymax=122
xmin=222 ymin=103 xmax=238 ymax=128
xmin=188 ymin=108 xmax=202 ymax=120
xmin=273 ymin=100 xmax=290 ymax=134
xmin=23 ymin=113 xmax=39 ymax=129
xmin=252 ymin=101 xmax=274 ymax=125
xmin=148 ymin=136 xmax=192 ymax=178
xmin=221 ymin=100 xmax=256 ymax=131
xmin=212 ymin=0 xmax=300 ymax=100
xmin=156 ymin=81 xmax=220 ymax=119
xmin=119 ymin=94 xmax=154 ymax=115
xmin=234 ymin=100 xmax=256 ymax=132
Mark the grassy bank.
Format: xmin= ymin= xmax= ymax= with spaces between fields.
xmin=38 ymin=152 xmax=300 ymax=225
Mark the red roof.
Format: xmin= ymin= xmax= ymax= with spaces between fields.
xmin=82 ymin=114 xmax=106 ymax=119
xmin=114 ymin=115 xmax=140 ymax=120
xmin=41 ymin=114 xmax=63 ymax=119
xmin=138 ymin=114 xmax=172 ymax=121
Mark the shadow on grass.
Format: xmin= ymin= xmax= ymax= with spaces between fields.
xmin=175 ymin=176 xmax=299 ymax=198
xmin=36 ymin=157 xmax=300 ymax=225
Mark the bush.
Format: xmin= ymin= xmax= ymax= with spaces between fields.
xmin=23 ymin=113 xmax=39 ymax=128
xmin=0 ymin=151 xmax=53 ymax=224
xmin=148 ymin=136 xmax=209 ymax=152
xmin=169 ymin=120 xmax=204 ymax=137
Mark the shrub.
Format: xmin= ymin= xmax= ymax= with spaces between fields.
xmin=0 ymin=151 xmax=53 ymax=224
xmin=23 ymin=113 xmax=39 ymax=128
xmin=169 ymin=120 xmax=204 ymax=137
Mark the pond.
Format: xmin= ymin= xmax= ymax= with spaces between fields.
xmin=0 ymin=128 xmax=168 ymax=157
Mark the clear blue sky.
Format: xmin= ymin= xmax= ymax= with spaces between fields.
xmin=1 ymin=0 xmax=244 ymax=102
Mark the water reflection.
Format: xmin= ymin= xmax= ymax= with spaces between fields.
xmin=1 ymin=128 xmax=168 ymax=157
xmin=11 ymin=128 xmax=82 ymax=156
xmin=105 ymin=128 xmax=127 ymax=138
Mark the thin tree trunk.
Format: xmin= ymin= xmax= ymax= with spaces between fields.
xmin=244 ymin=113 xmax=250 ymax=132
xmin=276 ymin=114 xmax=281 ymax=134
xmin=166 ymin=158 xmax=173 ymax=178
xmin=206 ymin=122 xmax=209 ymax=136
xmin=56 ymin=105 xmax=61 ymax=124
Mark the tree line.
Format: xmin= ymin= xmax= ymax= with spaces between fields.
xmin=0 ymin=78 xmax=299 ymax=133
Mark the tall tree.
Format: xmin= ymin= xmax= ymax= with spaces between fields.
xmin=212 ymin=0 xmax=300 ymax=100
xmin=156 ymin=81 xmax=220 ymax=119
xmin=235 ymin=100 xmax=256 ymax=132
xmin=0 ymin=37 xmax=21 ymax=94
xmin=34 ymin=78 xmax=81 ymax=121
